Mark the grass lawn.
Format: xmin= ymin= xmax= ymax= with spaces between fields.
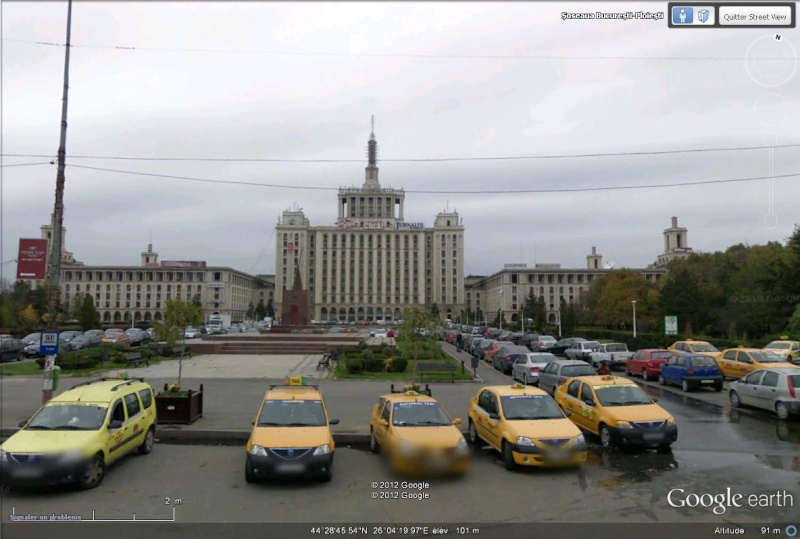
xmin=0 ymin=361 xmax=42 ymax=376
xmin=334 ymin=359 xmax=474 ymax=381
xmin=0 ymin=353 xmax=201 ymax=377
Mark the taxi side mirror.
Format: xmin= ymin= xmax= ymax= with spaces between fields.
xmin=329 ymin=418 xmax=340 ymax=425
xmin=18 ymin=420 xmax=27 ymax=428
xmin=379 ymin=419 xmax=389 ymax=427
xmin=108 ymin=420 xmax=123 ymax=429
xmin=652 ymin=398 xmax=658 ymax=403
xmin=583 ymin=400 xmax=594 ymax=406
xmin=488 ymin=413 xmax=499 ymax=420
xmin=452 ymin=418 xmax=462 ymax=425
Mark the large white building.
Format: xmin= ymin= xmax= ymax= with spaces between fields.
xmin=274 ymin=122 xmax=465 ymax=323
xmin=465 ymin=217 xmax=693 ymax=325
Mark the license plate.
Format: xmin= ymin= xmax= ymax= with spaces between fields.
xmin=546 ymin=451 xmax=570 ymax=460
xmin=276 ymin=463 xmax=305 ymax=473
xmin=14 ymin=468 xmax=42 ymax=478
xmin=701 ymin=380 xmax=714 ymax=384
xmin=643 ymin=433 xmax=662 ymax=440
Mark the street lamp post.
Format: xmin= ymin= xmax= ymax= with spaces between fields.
xmin=556 ymin=311 xmax=562 ymax=337
xmin=631 ymin=300 xmax=637 ymax=339
xmin=498 ymin=289 xmax=504 ymax=330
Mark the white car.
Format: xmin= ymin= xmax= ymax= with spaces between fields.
xmin=370 ymin=329 xmax=388 ymax=338
xmin=511 ymin=353 xmax=559 ymax=386
xmin=184 ymin=327 xmax=200 ymax=339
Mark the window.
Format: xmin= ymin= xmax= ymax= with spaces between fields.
xmin=381 ymin=402 xmax=391 ymax=422
xmin=138 ymin=388 xmax=153 ymax=409
xmin=580 ymin=385 xmax=595 ymax=406
xmin=567 ymin=380 xmax=581 ymax=398
xmin=124 ymin=393 xmax=141 ymax=417
xmin=723 ymin=351 xmax=736 ymax=361
xmin=110 ymin=400 xmax=126 ymax=423
xmin=761 ymin=371 xmax=779 ymax=387
xmin=737 ymin=352 xmax=752 ymax=364
xmin=744 ymin=372 xmax=764 ymax=385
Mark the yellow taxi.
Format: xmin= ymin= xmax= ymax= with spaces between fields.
xmin=245 ymin=376 xmax=338 ymax=483
xmin=467 ymin=383 xmax=587 ymax=471
xmin=369 ymin=386 xmax=469 ymax=476
xmin=0 ymin=378 xmax=157 ymax=490
xmin=764 ymin=338 xmax=800 ymax=364
xmin=668 ymin=339 xmax=720 ymax=358
xmin=717 ymin=348 xmax=798 ymax=379
xmin=554 ymin=375 xmax=677 ymax=451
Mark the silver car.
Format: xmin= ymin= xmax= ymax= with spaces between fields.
xmin=511 ymin=353 xmax=559 ymax=385
xmin=537 ymin=360 xmax=598 ymax=395
xmin=729 ymin=368 xmax=800 ymax=420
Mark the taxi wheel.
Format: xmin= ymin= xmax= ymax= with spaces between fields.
xmin=79 ymin=455 xmax=105 ymax=490
xmin=468 ymin=420 xmax=480 ymax=446
xmin=776 ymin=402 xmax=790 ymax=421
xmin=369 ymin=428 xmax=380 ymax=454
xmin=138 ymin=427 xmax=155 ymax=455
xmin=245 ymin=462 xmax=257 ymax=484
xmin=599 ymin=425 xmax=613 ymax=450
xmin=502 ymin=441 xmax=516 ymax=471
xmin=319 ymin=466 xmax=333 ymax=482
xmin=730 ymin=391 xmax=742 ymax=408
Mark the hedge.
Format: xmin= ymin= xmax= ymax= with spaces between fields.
xmin=34 ymin=343 xmax=158 ymax=370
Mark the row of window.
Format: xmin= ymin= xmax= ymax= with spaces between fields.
xmin=62 ymin=271 xmax=224 ymax=282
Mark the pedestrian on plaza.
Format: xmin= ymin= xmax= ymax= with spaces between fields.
xmin=597 ymin=361 xmax=611 ymax=375
xmin=456 ymin=333 xmax=463 ymax=353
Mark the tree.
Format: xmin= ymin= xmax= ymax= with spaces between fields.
xmin=71 ymin=292 xmax=85 ymax=321
xmin=491 ymin=309 xmax=504 ymax=327
xmin=266 ymin=299 xmax=275 ymax=317
xmin=246 ymin=302 xmax=255 ymax=320
xmin=78 ymin=294 xmax=100 ymax=332
xmin=584 ymin=270 xmax=658 ymax=330
xmin=430 ymin=303 xmax=440 ymax=319
xmin=19 ymin=304 xmax=39 ymax=335
xmin=399 ymin=306 xmax=438 ymax=386
xmin=255 ymin=299 xmax=267 ymax=319
xmin=191 ymin=293 xmax=202 ymax=307
xmin=657 ymin=266 xmax=702 ymax=334
xmin=787 ymin=304 xmax=800 ymax=337
xmin=533 ymin=297 xmax=547 ymax=331
xmin=560 ymin=298 xmax=576 ymax=336
xmin=155 ymin=300 xmax=203 ymax=390
xmin=521 ymin=290 xmax=536 ymax=323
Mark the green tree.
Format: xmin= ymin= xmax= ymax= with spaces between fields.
xmin=657 ymin=265 xmax=702 ymax=334
xmin=491 ymin=309 xmax=504 ymax=328
xmin=430 ymin=303 xmax=440 ymax=319
xmin=18 ymin=304 xmax=39 ymax=335
xmin=70 ymin=292 xmax=85 ymax=322
xmin=533 ymin=296 xmax=547 ymax=331
xmin=266 ymin=299 xmax=275 ymax=317
xmin=78 ymin=294 xmax=100 ymax=332
xmin=584 ymin=270 xmax=658 ymax=331
xmin=399 ymin=306 xmax=438 ymax=385
xmin=191 ymin=293 xmax=202 ymax=307
xmin=155 ymin=300 xmax=203 ymax=390
xmin=560 ymin=299 xmax=576 ymax=336
xmin=255 ymin=299 xmax=267 ymax=319
xmin=787 ymin=304 xmax=800 ymax=337
xmin=246 ymin=302 xmax=255 ymax=320
xmin=521 ymin=290 xmax=536 ymax=322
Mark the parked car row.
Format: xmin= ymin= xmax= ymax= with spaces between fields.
xmin=6 ymin=328 xmax=159 ymax=359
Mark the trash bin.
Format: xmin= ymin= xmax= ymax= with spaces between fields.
xmin=52 ymin=366 xmax=61 ymax=391
xmin=470 ymin=356 xmax=479 ymax=370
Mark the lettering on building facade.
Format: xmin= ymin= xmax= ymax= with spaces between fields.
xmin=396 ymin=222 xmax=424 ymax=229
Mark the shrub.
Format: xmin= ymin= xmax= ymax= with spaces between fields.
xmin=362 ymin=349 xmax=375 ymax=361
xmin=365 ymin=357 xmax=385 ymax=372
xmin=345 ymin=358 xmax=364 ymax=374
xmin=382 ymin=345 xmax=394 ymax=357
xmin=58 ymin=355 xmax=100 ymax=370
xmin=388 ymin=357 xmax=408 ymax=373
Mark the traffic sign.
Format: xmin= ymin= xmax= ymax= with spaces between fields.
xmin=665 ymin=316 xmax=678 ymax=336
xmin=40 ymin=331 xmax=59 ymax=355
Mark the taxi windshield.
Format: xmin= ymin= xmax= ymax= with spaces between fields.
xmin=691 ymin=343 xmax=718 ymax=352
xmin=258 ymin=400 xmax=327 ymax=427
xmin=766 ymin=342 xmax=790 ymax=349
xmin=500 ymin=395 xmax=564 ymax=420
xmin=750 ymin=351 xmax=782 ymax=363
xmin=392 ymin=402 xmax=451 ymax=426
xmin=594 ymin=385 xmax=652 ymax=407
xmin=26 ymin=404 xmax=107 ymax=430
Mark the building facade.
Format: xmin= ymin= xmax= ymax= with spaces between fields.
xmin=464 ymin=217 xmax=693 ymax=326
xmin=274 ymin=122 xmax=465 ymax=323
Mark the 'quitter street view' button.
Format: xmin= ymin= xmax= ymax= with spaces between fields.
xmin=719 ymin=5 xmax=794 ymax=26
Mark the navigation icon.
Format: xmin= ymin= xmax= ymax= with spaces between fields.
xmin=698 ymin=9 xmax=710 ymax=23
xmin=672 ymin=6 xmax=694 ymax=24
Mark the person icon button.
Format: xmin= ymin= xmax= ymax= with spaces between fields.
xmin=672 ymin=6 xmax=694 ymax=24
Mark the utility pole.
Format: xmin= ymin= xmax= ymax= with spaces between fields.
xmin=43 ymin=0 xmax=73 ymax=404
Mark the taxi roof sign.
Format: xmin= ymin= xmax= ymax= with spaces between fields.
xmin=288 ymin=376 xmax=306 ymax=386
xmin=511 ymin=383 xmax=525 ymax=389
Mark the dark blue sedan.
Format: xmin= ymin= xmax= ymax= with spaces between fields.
xmin=659 ymin=354 xmax=723 ymax=392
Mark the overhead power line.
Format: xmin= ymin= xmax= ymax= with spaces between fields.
xmin=3 ymin=38 xmax=794 ymax=61
xmin=67 ymin=163 xmax=800 ymax=194
xmin=4 ymin=143 xmax=799 ymax=164
xmin=0 ymin=161 xmax=54 ymax=168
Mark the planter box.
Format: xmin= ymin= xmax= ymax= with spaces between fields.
xmin=155 ymin=384 xmax=203 ymax=424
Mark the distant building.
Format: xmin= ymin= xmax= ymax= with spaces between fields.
xmin=274 ymin=120 xmax=465 ymax=323
xmin=652 ymin=216 xmax=693 ymax=267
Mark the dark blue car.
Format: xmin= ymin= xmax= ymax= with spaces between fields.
xmin=659 ymin=354 xmax=723 ymax=392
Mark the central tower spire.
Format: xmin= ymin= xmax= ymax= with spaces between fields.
xmin=364 ymin=115 xmax=379 ymax=187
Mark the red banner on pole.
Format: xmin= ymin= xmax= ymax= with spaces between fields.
xmin=16 ymin=238 xmax=48 ymax=280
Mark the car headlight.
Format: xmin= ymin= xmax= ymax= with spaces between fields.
xmin=574 ymin=434 xmax=587 ymax=450
xmin=516 ymin=436 xmax=534 ymax=446
xmin=616 ymin=421 xmax=633 ymax=429
xmin=0 ymin=449 xmax=7 ymax=462
xmin=455 ymin=437 xmax=468 ymax=453
xmin=665 ymin=418 xmax=675 ymax=425
xmin=313 ymin=444 xmax=331 ymax=456
xmin=249 ymin=445 xmax=268 ymax=456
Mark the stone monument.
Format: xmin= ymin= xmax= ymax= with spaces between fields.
xmin=280 ymin=264 xmax=311 ymax=326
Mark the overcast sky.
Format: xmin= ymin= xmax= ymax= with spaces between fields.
xmin=2 ymin=1 xmax=799 ymax=280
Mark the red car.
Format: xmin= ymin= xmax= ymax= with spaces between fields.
xmin=626 ymin=348 xmax=671 ymax=381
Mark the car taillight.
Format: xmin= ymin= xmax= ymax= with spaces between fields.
xmin=558 ymin=377 xmax=566 ymax=384
xmin=687 ymin=369 xmax=695 ymax=374
xmin=530 ymin=366 xmax=540 ymax=372
xmin=788 ymin=377 xmax=796 ymax=398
